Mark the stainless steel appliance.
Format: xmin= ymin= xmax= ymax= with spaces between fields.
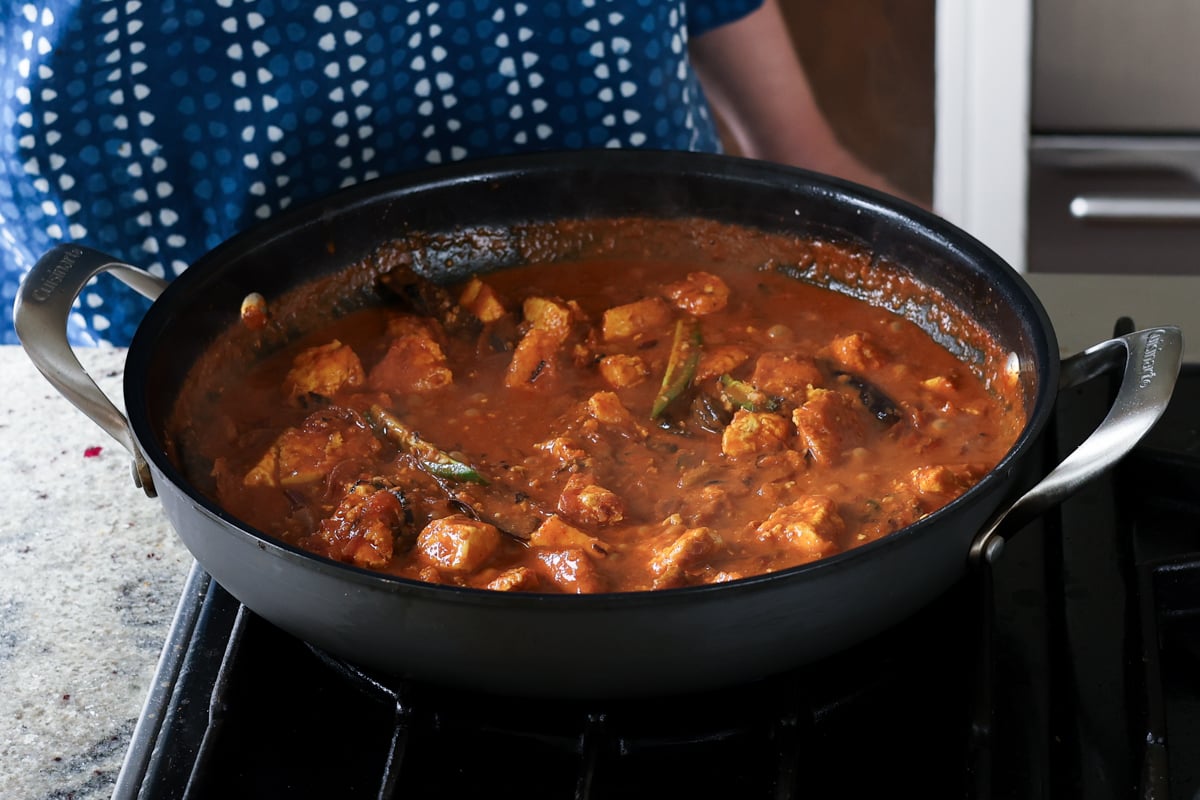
xmin=1028 ymin=0 xmax=1200 ymax=274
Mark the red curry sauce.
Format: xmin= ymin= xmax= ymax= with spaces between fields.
xmin=175 ymin=235 xmax=1025 ymax=593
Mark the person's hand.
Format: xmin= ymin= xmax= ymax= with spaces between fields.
xmin=690 ymin=0 xmax=926 ymax=209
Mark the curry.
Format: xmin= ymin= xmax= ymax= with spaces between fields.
xmin=169 ymin=226 xmax=1024 ymax=594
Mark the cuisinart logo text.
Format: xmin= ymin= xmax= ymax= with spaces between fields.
xmin=1140 ymin=329 xmax=1167 ymax=389
xmin=31 ymin=247 xmax=85 ymax=303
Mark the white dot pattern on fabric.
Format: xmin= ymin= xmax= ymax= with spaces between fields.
xmin=1 ymin=0 xmax=758 ymax=345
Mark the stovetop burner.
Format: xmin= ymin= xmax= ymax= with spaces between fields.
xmin=112 ymin=345 xmax=1200 ymax=800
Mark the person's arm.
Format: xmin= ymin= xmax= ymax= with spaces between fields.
xmin=689 ymin=0 xmax=915 ymax=203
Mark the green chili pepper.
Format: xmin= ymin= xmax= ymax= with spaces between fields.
xmin=718 ymin=374 xmax=780 ymax=413
xmin=651 ymin=318 xmax=702 ymax=419
xmin=367 ymin=405 xmax=489 ymax=485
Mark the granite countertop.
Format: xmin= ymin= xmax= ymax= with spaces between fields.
xmin=0 ymin=345 xmax=193 ymax=800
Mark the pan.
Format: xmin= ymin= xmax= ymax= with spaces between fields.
xmin=13 ymin=150 xmax=1181 ymax=697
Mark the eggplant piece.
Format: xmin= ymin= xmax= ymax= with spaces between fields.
xmin=481 ymin=314 xmax=519 ymax=354
xmin=686 ymin=375 xmax=782 ymax=435
xmin=690 ymin=391 xmax=733 ymax=434
xmin=440 ymin=481 xmax=548 ymax=540
xmin=833 ymin=371 xmax=904 ymax=426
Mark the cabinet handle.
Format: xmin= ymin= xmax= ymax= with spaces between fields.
xmin=1069 ymin=195 xmax=1200 ymax=221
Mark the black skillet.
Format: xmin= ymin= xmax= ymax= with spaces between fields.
xmin=14 ymin=150 xmax=1180 ymax=696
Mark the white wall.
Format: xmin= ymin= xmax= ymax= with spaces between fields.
xmin=934 ymin=0 xmax=1032 ymax=271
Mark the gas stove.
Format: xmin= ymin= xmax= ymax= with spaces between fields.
xmin=111 ymin=295 xmax=1200 ymax=800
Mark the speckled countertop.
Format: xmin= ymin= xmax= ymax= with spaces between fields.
xmin=0 ymin=346 xmax=193 ymax=800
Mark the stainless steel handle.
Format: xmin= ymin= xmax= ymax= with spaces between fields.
xmin=1069 ymin=195 xmax=1200 ymax=222
xmin=1032 ymin=137 xmax=1200 ymax=221
xmin=13 ymin=244 xmax=169 ymax=496
xmin=970 ymin=326 xmax=1182 ymax=564
xmin=1031 ymin=135 xmax=1200 ymax=175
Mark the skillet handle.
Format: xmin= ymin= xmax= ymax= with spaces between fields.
xmin=969 ymin=326 xmax=1182 ymax=564
xmin=13 ymin=244 xmax=169 ymax=497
